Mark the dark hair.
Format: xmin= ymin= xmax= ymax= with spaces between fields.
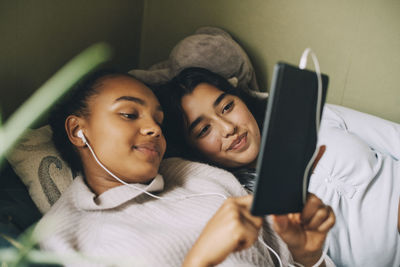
xmin=155 ymin=67 xmax=266 ymax=165
xmin=48 ymin=69 xmax=134 ymax=174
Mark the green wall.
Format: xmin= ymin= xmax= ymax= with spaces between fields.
xmin=0 ymin=0 xmax=144 ymax=121
xmin=2 ymin=1 xmax=398 ymax=123
xmin=140 ymin=0 xmax=400 ymax=123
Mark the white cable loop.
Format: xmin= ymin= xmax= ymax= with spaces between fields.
xmin=296 ymin=48 xmax=327 ymax=267
xmin=258 ymin=48 xmax=327 ymax=267
xmin=299 ymin=48 xmax=323 ymax=205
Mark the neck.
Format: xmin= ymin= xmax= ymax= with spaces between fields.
xmin=82 ymin=164 xmax=125 ymax=195
xmin=79 ymin=149 xmax=128 ymax=195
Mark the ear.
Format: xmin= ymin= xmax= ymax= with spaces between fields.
xmin=65 ymin=115 xmax=86 ymax=147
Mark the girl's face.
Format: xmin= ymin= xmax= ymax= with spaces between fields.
xmin=79 ymin=76 xmax=166 ymax=184
xmin=181 ymin=83 xmax=261 ymax=168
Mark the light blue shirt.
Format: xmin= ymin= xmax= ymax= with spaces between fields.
xmin=309 ymin=104 xmax=400 ymax=267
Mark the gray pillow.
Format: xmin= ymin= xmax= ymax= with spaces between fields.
xmin=6 ymin=126 xmax=74 ymax=214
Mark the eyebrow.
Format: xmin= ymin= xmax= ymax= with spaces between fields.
xmin=115 ymin=96 xmax=163 ymax=111
xmin=213 ymin=93 xmax=228 ymax=108
xmin=188 ymin=116 xmax=203 ymax=134
xmin=115 ymin=96 xmax=145 ymax=105
xmin=188 ymin=93 xmax=228 ymax=134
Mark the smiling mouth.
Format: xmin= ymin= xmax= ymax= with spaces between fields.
xmin=228 ymin=133 xmax=248 ymax=151
xmin=133 ymin=143 xmax=161 ymax=159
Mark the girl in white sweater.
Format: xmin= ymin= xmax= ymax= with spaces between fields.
xmin=36 ymin=69 xmax=335 ymax=267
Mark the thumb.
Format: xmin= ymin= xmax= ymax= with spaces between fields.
xmin=312 ymin=145 xmax=326 ymax=171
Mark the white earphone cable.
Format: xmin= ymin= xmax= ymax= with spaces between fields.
xmin=83 ymin=136 xmax=227 ymax=201
xmin=258 ymin=235 xmax=283 ymax=267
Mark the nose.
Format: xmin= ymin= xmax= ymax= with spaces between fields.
xmin=219 ymin=118 xmax=237 ymax=137
xmin=140 ymin=119 xmax=162 ymax=137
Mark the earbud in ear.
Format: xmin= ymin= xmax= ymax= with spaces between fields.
xmin=77 ymin=130 xmax=87 ymax=144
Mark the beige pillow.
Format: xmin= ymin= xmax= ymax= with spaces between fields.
xmin=7 ymin=125 xmax=74 ymax=214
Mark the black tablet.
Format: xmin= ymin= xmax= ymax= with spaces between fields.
xmin=250 ymin=62 xmax=329 ymax=216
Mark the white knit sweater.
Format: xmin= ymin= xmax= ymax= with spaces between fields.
xmin=34 ymin=158 xmax=333 ymax=267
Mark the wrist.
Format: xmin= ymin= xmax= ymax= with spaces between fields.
xmin=290 ymin=248 xmax=324 ymax=267
xmin=183 ymin=247 xmax=212 ymax=267
xmin=183 ymin=255 xmax=209 ymax=267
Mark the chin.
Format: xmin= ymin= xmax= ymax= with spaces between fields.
xmin=121 ymin=165 xmax=159 ymax=185
xmin=138 ymin=164 xmax=160 ymax=181
xmin=246 ymin=146 xmax=259 ymax=162
xmin=131 ymin=174 xmax=158 ymax=184
xmin=232 ymin=154 xmax=258 ymax=168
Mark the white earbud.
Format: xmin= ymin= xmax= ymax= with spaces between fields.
xmin=77 ymin=129 xmax=87 ymax=144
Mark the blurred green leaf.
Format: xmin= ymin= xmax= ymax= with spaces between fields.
xmin=0 ymin=43 xmax=113 ymax=166
xmin=0 ymin=234 xmax=22 ymax=250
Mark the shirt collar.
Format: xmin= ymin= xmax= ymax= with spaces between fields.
xmin=73 ymin=174 xmax=164 ymax=211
